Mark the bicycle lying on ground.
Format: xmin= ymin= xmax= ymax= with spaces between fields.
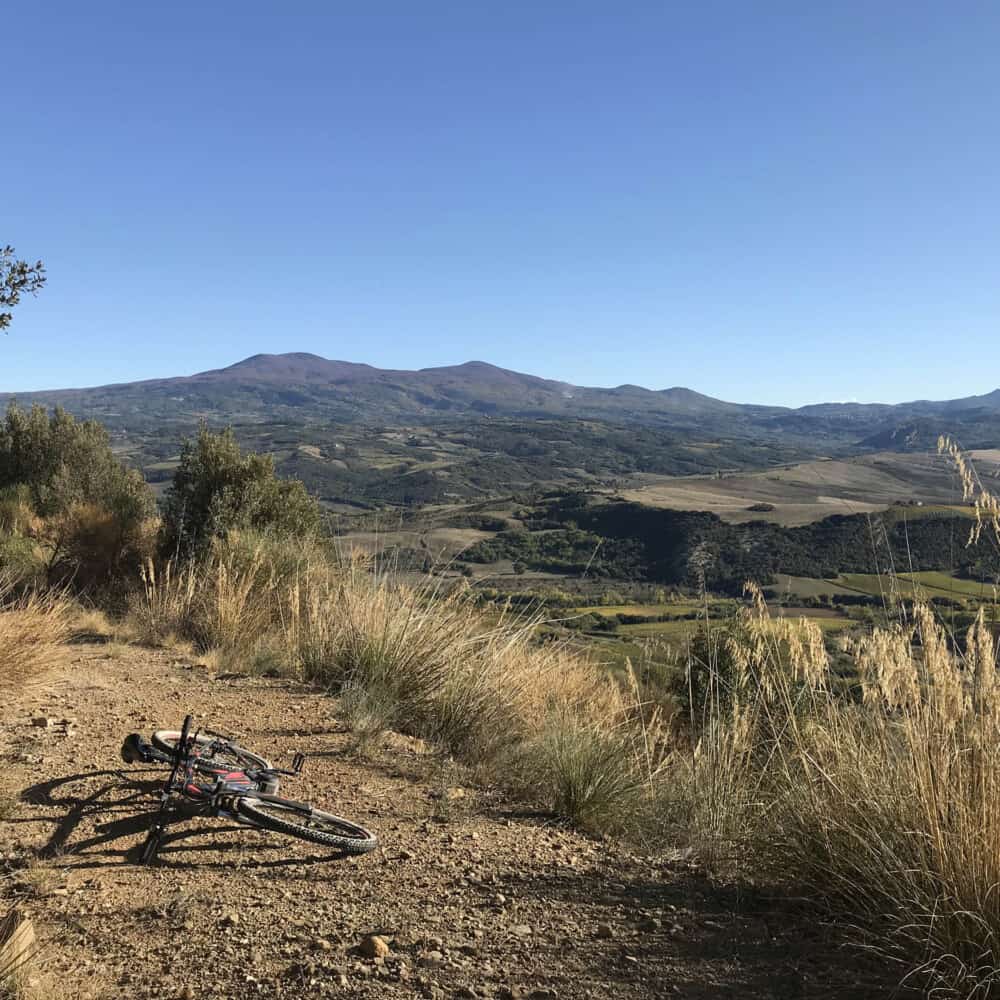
xmin=120 ymin=715 xmax=378 ymax=863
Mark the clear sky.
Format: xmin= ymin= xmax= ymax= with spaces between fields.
xmin=3 ymin=2 xmax=999 ymax=406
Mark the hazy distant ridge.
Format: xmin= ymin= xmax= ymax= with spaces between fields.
xmin=4 ymin=353 xmax=1000 ymax=452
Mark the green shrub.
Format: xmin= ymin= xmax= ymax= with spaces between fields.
xmin=160 ymin=426 xmax=322 ymax=559
xmin=0 ymin=536 xmax=45 ymax=588
xmin=523 ymin=712 xmax=651 ymax=830
xmin=0 ymin=403 xmax=155 ymax=585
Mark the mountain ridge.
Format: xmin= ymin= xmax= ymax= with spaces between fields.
xmin=3 ymin=353 xmax=1000 ymax=457
xmin=5 ymin=352 xmax=996 ymax=415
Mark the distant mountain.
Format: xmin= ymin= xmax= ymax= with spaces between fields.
xmin=3 ymin=352 xmax=1000 ymax=453
xmin=0 ymin=353 xmax=782 ymax=431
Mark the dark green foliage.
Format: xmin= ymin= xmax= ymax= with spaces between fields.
xmin=0 ymin=404 xmax=144 ymax=516
xmin=0 ymin=403 xmax=155 ymax=582
xmin=676 ymin=626 xmax=739 ymax=718
xmin=0 ymin=245 xmax=46 ymax=331
xmin=489 ymin=495 xmax=1000 ymax=589
xmin=464 ymin=526 xmax=646 ymax=579
xmin=161 ymin=425 xmax=322 ymax=559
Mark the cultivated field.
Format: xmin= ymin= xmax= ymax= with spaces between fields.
xmin=619 ymin=450 xmax=996 ymax=525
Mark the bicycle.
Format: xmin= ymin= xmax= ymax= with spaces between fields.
xmin=119 ymin=715 xmax=378 ymax=863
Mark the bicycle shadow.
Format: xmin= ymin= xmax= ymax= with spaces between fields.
xmin=16 ymin=768 xmax=357 ymax=871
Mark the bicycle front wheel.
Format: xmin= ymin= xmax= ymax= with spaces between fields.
xmin=235 ymin=794 xmax=378 ymax=855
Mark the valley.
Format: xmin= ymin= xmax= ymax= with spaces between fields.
xmin=5 ymin=353 xmax=1000 ymax=1000
xmin=8 ymin=352 xmax=1000 ymax=652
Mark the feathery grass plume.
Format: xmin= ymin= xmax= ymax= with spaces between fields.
xmin=126 ymin=557 xmax=198 ymax=645
xmin=678 ymin=579 xmax=1000 ymax=996
xmin=939 ymin=434 xmax=1000 ymax=546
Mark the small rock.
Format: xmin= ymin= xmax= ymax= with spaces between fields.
xmin=429 ymin=786 xmax=467 ymax=801
xmin=219 ymin=910 xmax=240 ymax=927
xmin=359 ymin=934 xmax=390 ymax=959
xmin=595 ymin=923 xmax=614 ymax=939
xmin=511 ymin=924 xmax=532 ymax=938
xmin=31 ymin=716 xmax=54 ymax=729
xmin=454 ymin=988 xmax=478 ymax=999
xmin=179 ymin=988 xmax=194 ymax=1000
xmin=637 ymin=917 xmax=661 ymax=932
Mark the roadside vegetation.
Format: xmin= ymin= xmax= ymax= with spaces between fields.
xmin=8 ymin=408 xmax=1000 ymax=994
xmin=0 ymin=577 xmax=74 ymax=695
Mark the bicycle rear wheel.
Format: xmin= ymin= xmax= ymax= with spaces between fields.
xmin=235 ymin=794 xmax=378 ymax=855
xmin=152 ymin=730 xmax=272 ymax=773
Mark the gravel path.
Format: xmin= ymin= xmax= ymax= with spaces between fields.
xmin=0 ymin=642 xmax=891 ymax=999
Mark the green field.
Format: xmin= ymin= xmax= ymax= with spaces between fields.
xmin=618 ymin=611 xmax=851 ymax=639
xmin=837 ymin=571 xmax=998 ymax=601
xmin=572 ymin=602 xmax=709 ymax=618
xmin=619 ymin=620 xmax=705 ymax=638
xmin=775 ymin=571 xmax=998 ymax=604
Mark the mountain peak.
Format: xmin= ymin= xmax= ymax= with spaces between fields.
xmin=193 ymin=353 xmax=380 ymax=383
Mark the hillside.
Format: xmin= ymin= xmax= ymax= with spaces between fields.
xmin=0 ymin=643 xmax=891 ymax=999
xmin=6 ymin=353 xmax=1000 ymax=509
xmin=0 ymin=354 xmax=781 ymax=434
xmin=7 ymin=352 xmax=1000 ymax=447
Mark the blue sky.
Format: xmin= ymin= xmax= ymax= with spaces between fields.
xmin=3 ymin=2 xmax=999 ymax=406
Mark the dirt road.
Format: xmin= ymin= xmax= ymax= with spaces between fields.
xmin=0 ymin=642 xmax=889 ymax=999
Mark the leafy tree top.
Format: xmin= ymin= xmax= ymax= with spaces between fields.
xmin=161 ymin=425 xmax=322 ymax=559
xmin=1 ymin=246 xmax=46 ymax=331
xmin=0 ymin=402 xmax=152 ymax=520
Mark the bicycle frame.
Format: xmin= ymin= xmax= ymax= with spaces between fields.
xmin=138 ymin=715 xmax=303 ymax=863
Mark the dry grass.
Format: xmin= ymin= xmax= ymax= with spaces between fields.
xmin=13 ymin=858 xmax=63 ymax=901
xmin=0 ymin=906 xmax=34 ymax=1000
xmin=281 ymin=562 xmax=647 ymax=786
xmin=0 ymin=792 xmax=17 ymax=823
xmin=124 ymin=538 xmax=666 ymax=829
xmin=0 ymin=580 xmax=75 ymax=695
xmin=659 ymin=581 xmax=1000 ymax=997
xmin=70 ymin=607 xmax=115 ymax=640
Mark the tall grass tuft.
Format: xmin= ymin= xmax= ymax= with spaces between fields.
xmin=664 ymin=582 xmax=1000 ymax=997
xmin=0 ymin=578 xmax=75 ymax=694
xmin=124 ymin=540 xmax=665 ymax=829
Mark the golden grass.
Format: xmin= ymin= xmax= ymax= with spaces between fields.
xmin=118 ymin=512 xmax=1000 ymax=994
xmin=284 ymin=561 xmax=636 ymax=772
xmin=0 ymin=906 xmax=34 ymax=1000
xmin=0 ymin=580 xmax=75 ymax=696
xmin=124 ymin=537 xmax=665 ymax=828
xmin=659 ymin=582 xmax=1000 ymax=997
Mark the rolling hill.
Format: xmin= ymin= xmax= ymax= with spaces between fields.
xmin=4 ymin=353 xmax=1000 ymax=506
xmin=5 ymin=351 xmax=1000 ymax=445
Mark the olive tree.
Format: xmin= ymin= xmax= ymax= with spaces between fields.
xmin=1 ymin=246 xmax=46 ymax=331
xmin=161 ymin=425 xmax=322 ymax=560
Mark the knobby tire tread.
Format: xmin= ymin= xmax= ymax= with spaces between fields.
xmin=235 ymin=794 xmax=377 ymax=855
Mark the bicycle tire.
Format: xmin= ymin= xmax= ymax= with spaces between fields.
xmin=235 ymin=794 xmax=378 ymax=855
xmin=152 ymin=730 xmax=272 ymax=773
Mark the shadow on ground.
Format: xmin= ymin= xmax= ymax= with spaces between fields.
xmin=502 ymin=865 xmax=896 ymax=1000
xmin=15 ymin=768 xmax=358 ymax=871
